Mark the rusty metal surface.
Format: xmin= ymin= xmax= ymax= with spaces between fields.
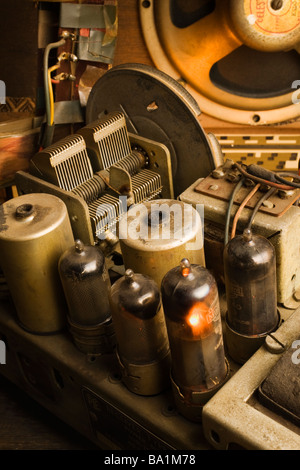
xmin=15 ymin=170 xmax=95 ymax=246
xmin=194 ymin=174 xmax=300 ymax=217
xmin=179 ymin=176 xmax=300 ymax=305
xmin=0 ymin=300 xmax=211 ymax=450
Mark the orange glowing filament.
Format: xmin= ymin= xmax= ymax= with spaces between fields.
xmin=186 ymin=302 xmax=212 ymax=336
xmin=181 ymin=267 xmax=190 ymax=277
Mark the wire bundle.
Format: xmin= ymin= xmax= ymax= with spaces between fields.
xmin=224 ymin=162 xmax=300 ymax=246
xmin=234 ymin=162 xmax=300 ymax=190
xmin=43 ymin=39 xmax=66 ymax=128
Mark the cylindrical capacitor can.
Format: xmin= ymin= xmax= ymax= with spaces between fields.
xmin=223 ymin=228 xmax=280 ymax=364
xmin=118 ymin=199 xmax=205 ymax=288
xmin=161 ymin=259 xmax=229 ymax=422
xmin=58 ymin=239 xmax=114 ymax=355
xmin=0 ymin=193 xmax=74 ymax=334
xmin=109 ymin=268 xmax=171 ymax=396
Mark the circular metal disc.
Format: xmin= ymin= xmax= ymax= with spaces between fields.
xmin=86 ymin=63 xmax=215 ymax=197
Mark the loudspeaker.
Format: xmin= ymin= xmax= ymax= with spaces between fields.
xmin=112 ymin=0 xmax=300 ymax=172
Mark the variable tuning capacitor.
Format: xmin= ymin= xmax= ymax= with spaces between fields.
xmin=109 ymin=269 xmax=171 ymax=396
xmin=58 ymin=239 xmax=115 ymax=357
xmin=161 ymin=259 xmax=230 ymax=422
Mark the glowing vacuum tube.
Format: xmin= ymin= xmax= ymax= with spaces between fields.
xmin=109 ymin=269 xmax=171 ymax=396
xmin=161 ymin=259 xmax=229 ymax=422
xmin=224 ymin=228 xmax=280 ymax=364
xmin=58 ymin=239 xmax=115 ymax=356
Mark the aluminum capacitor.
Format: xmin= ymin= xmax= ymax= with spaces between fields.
xmin=109 ymin=268 xmax=171 ymax=396
xmin=0 ymin=193 xmax=74 ymax=334
xmin=224 ymin=228 xmax=280 ymax=364
xmin=58 ymin=239 xmax=115 ymax=356
xmin=118 ymin=199 xmax=205 ymax=288
xmin=161 ymin=258 xmax=229 ymax=422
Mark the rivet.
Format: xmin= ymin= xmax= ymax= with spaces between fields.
xmin=262 ymin=200 xmax=274 ymax=209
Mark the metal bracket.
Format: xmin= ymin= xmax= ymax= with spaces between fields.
xmin=202 ymin=306 xmax=300 ymax=450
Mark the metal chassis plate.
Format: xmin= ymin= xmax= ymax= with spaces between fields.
xmin=0 ymin=297 xmax=299 ymax=450
xmin=202 ymin=306 xmax=300 ymax=450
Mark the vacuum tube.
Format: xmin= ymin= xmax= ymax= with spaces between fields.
xmin=161 ymin=259 xmax=229 ymax=422
xmin=58 ymin=239 xmax=115 ymax=356
xmin=223 ymin=228 xmax=280 ymax=364
xmin=109 ymin=269 xmax=171 ymax=396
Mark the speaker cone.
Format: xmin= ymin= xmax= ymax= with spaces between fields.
xmin=140 ymin=0 xmax=300 ymax=125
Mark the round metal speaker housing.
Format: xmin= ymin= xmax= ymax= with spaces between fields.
xmin=139 ymin=0 xmax=300 ymax=125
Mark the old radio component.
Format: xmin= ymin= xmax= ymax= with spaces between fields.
xmin=0 ymin=3 xmax=300 ymax=452
xmin=223 ymin=228 xmax=280 ymax=364
xmin=179 ymin=160 xmax=300 ymax=306
xmin=0 ymin=298 xmax=299 ymax=449
xmin=107 ymin=1 xmax=300 ymax=174
xmin=109 ymin=268 xmax=171 ymax=396
xmin=139 ymin=0 xmax=300 ymax=126
xmin=202 ymin=304 xmax=300 ymax=450
xmin=16 ymin=111 xmax=171 ymax=247
xmin=16 ymin=63 xmax=222 ymax=252
xmin=85 ymin=63 xmax=219 ymax=198
xmin=77 ymin=112 xmax=170 ymax=200
xmin=118 ymin=199 xmax=205 ymax=288
xmin=258 ymin=336 xmax=300 ymax=427
xmin=0 ymin=193 xmax=74 ymax=334
xmin=58 ymin=239 xmax=114 ymax=356
xmin=161 ymin=258 xmax=229 ymax=422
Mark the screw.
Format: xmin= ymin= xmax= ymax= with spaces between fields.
xmin=265 ymin=334 xmax=286 ymax=354
xmin=212 ymin=168 xmax=225 ymax=179
xmin=270 ymin=0 xmax=283 ymax=11
xmin=278 ymin=189 xmax=294 ymax=199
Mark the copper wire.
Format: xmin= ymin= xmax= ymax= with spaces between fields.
xmin=231 ymin=183 xmax=261 ymax=239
